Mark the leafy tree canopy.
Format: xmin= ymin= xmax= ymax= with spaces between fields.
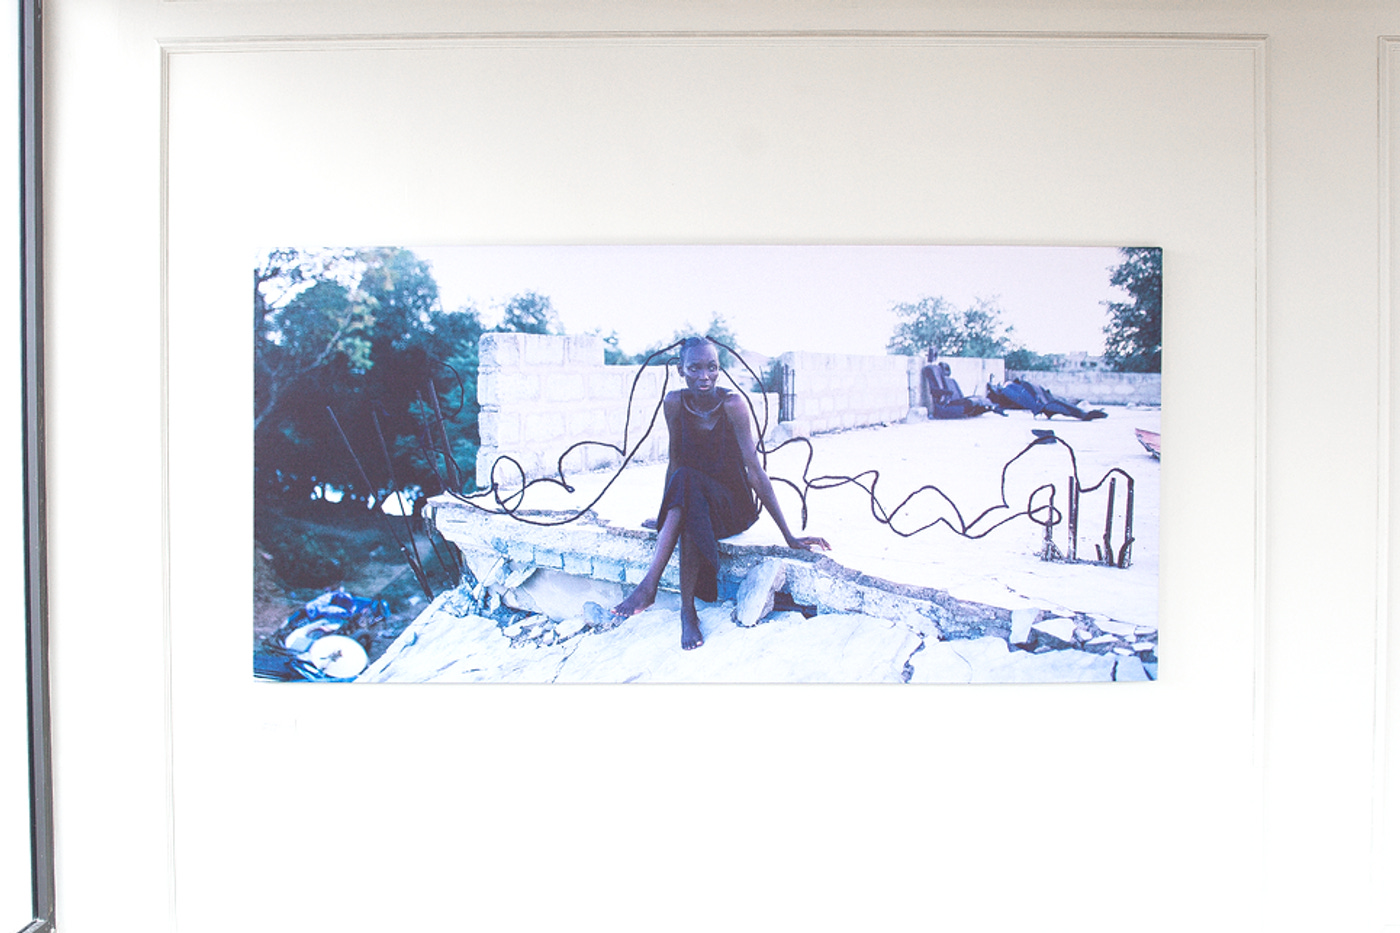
xmin=255 ymin=247 xmax=485 ymax=509
xmin=1003 ymin=348 xmax=1062 ymax=372
xmin=648 ymin=311 xmax=743 ymax=370
xmin=887 ymin=295 xmax=1017 ymax=358
xmin=497 ymin=291 xmax=560 ymax=335
xmin=1102 ymin=247 xmax=1162 ymax=373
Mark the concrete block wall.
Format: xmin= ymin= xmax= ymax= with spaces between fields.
xmin=476 ymin=332 xmax=778 ymax=488
xmin=1006 ymin=370 xmax=1161 ymax=406
xmin=777 ymin=350 xmax=911 ymax=435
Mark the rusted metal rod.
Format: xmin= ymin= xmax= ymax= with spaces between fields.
xmin=373 ymin=409 xmax=428 ymax=578
xmin=1102 ymin=476 xmax=1117 ymax=568
xmin=1067 ymin=474 xmax=1079 ymax=562
xmin=327 ymin=405 xmax=435 ymax=600
xmin=427 ymin=378 xmax=462 ymax=491
xmin=1117 ymin=476 xmax=1135 ymax=568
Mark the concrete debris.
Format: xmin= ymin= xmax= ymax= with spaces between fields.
xmin=1113 ymin=655 xmax=1149 ymax=681
xmin=733 ymin=558 xmax=786 ymax=627
xmin=361 ymin=585 xmax=1159 ymax=685
xmin=555 ymin=616 xmax=587 ymax=639
xmin=1094 ymin=618 xmax=1139 ymax=639
xmin=1030 ymin=616 xmax=1079 ymax=650
xmin=907 ymin=636 xmax=1116 ymax=683
xmin=1009 ymin=608 xmax=1038 ymax=646
xmin=501 ymin=563 xmax=537 ymax=590
xmin=504 ymin=568 xmax=626 ymax=621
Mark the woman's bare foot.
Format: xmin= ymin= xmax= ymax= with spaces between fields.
xmin=681 ymin=608 xmax=704 ymax=650
xmin=612 ymin=582 xmax=657 ymax=619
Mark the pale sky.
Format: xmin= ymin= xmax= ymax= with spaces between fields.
xmin=407 ymin=244 xmax=1132 ymax=358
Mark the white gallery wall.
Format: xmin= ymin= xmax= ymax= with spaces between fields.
xmin=38 ymin=2 xmax=1400 ymax=931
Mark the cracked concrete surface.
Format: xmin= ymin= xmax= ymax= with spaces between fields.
xmin=366 ymin=406 xmax=1159 ymax=683
xmin=359 ymin=586 xmax=1155 ymax=684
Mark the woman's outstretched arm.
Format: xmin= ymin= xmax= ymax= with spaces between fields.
xmin=723 ymin=394 xmax=830 ymax=551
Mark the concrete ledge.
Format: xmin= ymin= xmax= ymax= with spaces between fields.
xmin=428 ymin=494 xmax=1026 ymax=641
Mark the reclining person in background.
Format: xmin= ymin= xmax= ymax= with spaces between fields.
xmin=921 ymin=354 xmax=1001 ymax=419
xmin=987 ymin=376 xmax=1108 ymax=421
xmin=612 ymin=337 xmax=830 ymax=650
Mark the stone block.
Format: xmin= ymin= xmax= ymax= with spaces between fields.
xmin=1009 ymin=608 xmax=1038 ymax=646
xmin=494 ymin=370 xmax=541 ymax=403
xmin=523 ymin=335 xmax=567 ymax=366
xmin=497 ymin=412 xmax=522 ymax=447
xmin=476 ymin=368 xmax=499 ymax=406
xmin=733 ymin=559 xmax=786 ymax=626
xmin=506 ymin=540 xmax=534 ymax=565
xmin=543 ymin=369 xmax=588 ymax=400
xmin=478 ymin=332 xmax=523 ymax=368
xmin=593 ymin=560 xmax=627 ymax=584
xmin=1031 ymin=616 xmax=1078 ymax=650
xmin=562 ymin=552 xmax=593 ymax=576
xmin=535 ymin=548 xmax=565 ymax=570
xmin=478 ymin=410 xmax=501 ymax=447
xmin=527 ymin=410 xmax=566 ymax=443
xmin=565 ymin=334 xmax=604 ymax=366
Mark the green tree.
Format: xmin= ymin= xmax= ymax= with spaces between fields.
xmin=1102 ymin=247 xmax=1162 ymax=373
xmin=254 ymin=248 xmax=372 ymax=432
xmin=649 ymin=311 xmax=743 ymax=369
xmin=1003 ymin=348 xmax=1061 ymax=371
xmin=695 ymin=312 xmax=742 ymax=369
xmin=590 ymin=329 xmax=637 ymax=365
xmin=254 ymin=247 xmax=485 ymax=507
xmin=887 ymin=295 xmax=1015 ymax=358
xmin=498 ymin=291 xmax=560 ymax=334
xmin=951 ymin=297 xmax=1016 ymax=357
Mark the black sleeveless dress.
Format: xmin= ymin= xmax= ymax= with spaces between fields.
xmin=656 ymin=393 xmax=759 ymax=603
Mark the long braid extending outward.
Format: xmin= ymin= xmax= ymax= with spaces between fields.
xmin=435 ymin=339 xmax=1133 ymax=555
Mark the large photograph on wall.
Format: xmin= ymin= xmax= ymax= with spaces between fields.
xmin=252 ymin=244 xmax=1161 ymax=684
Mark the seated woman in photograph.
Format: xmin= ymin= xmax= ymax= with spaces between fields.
xmin=612 ymin=337 xmax=830 ymax=650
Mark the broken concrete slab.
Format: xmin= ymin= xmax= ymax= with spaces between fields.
xmin=503 ymin=567 xmax=626 ymax=621
xmin=733 ymin=558 xmax=785 ymax=626
xmin=428 ymin=496 xmax=1076 ymax=643
xmin=362 ymin=590 xmax=929 ymax=684
xmin=555 ymin=607 xmax=921 ymax=684
xmin=555 ymin=616 xmax=587 ymax=639
xmin=1009 ymin=607 xmax=1038 ymax=646
xmin=358 ymin=599 xmax=573 ymax=684
xmin=907 ymin=636 xmax=1118 ymax=683
xmin=1092 ymin=618 xmax=1138 ymax=639
xmin=1030 ymin=616 xmax=1079 ymax=650
xmin=1113 ymin=655 xmax=1150 ymax=682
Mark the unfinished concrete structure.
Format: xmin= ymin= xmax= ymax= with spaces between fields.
xmin=391 ymin=333 xmax=1160 ymax=684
